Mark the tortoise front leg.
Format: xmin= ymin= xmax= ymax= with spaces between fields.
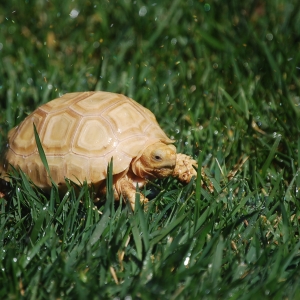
xmin=173 ymin=153 xmax=198 ymax=183
xmin=173 ymin=153 xmax=213 ymax=192
xmin=115 ymin=176 xmax=148 ymax=210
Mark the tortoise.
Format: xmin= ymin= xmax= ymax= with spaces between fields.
xmin=0 ymin=91 xmax=202 ymax=209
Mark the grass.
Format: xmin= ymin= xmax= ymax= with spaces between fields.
xmin=1 ymin=0 xmax=300 ymax=299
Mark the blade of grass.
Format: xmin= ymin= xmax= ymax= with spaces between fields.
xmin=219 ymin=87 xmax=244 ymax=115
xmin=33 ymin=123 xmax=51 ymax=179
xmin=261 ymin=136 xmax=281 ymax=177
xmin=150 ymin=213 xmax=188 ymax=246
xmin=211 ymin=235 xmax=224 ymax=288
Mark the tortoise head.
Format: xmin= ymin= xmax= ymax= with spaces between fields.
xmin=132 ymin=142 xmax=176 ymax=179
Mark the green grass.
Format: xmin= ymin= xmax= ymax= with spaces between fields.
xmin=1 ymin=0 xmax=300 ymax=299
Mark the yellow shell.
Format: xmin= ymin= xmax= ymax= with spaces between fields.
xmin=3 ymin=91 xmax=173 ymax=189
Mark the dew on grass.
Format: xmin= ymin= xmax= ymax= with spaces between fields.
xmin=204 ymin=4 xmax=210 ymax=11
xmin=184 ymin=256 xmax=190 ymax=266
xmin=13 ymin=257 xmax=17 ymax=262
xmin=171 ymin=38 xmax=177 ymax=45
xmin=272 ymin=132 xmax=281 ymax=138
xmin=266 ymin=33 xmax=273 ymax=41
xmin=27 ymin=256 xmax=30 ymax=261
xmin=147 ymin=272 xmax=153 ymax=280
xmin=93 ymin=41 xmax=100 ymax=48
xmin=70 ymin=9 xmax=79 ymax=19
xmin=139 ymin=6 xmax=147 ymax=16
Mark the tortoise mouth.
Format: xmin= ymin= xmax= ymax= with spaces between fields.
xmin=145 ymin=166 xmax=174 ymax=179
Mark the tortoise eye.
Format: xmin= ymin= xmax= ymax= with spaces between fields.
xmin=152 ymin=150 xmax=163 ymax=161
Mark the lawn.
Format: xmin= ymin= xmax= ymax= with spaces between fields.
xmin=1 ymin=0 xmax=300 ymax=299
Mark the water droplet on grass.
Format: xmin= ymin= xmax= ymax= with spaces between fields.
xmin=184 ymin=256 xmax=190 ymax=266
xmin=265 ymin=290 xmax=270 ymax=295
xmin=266 ymin=33 xmax=273 ymax=41
xmin=70 ymin=9 xmax=79 ymax=18
xmin=204 ymin=4 xmax=210 ymax=11
xmin=139 ymin=6 xmax=147 ymax=16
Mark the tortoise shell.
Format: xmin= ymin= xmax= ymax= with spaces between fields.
xmin=3 ymin=91 xmax=173 ymax=189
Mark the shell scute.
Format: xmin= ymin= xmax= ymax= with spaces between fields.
xmin=41 ymin=110 xmax=80 ymax=155
xmin=46 ymin=156 xmax=65 ymax=185
xmin=70 ymin=92 xmax=122 ymax=116
xmin=72 ymin=117 xmax=117 ymax=157
xmin=64 ymin=154 xmax=90 ymax=183
xmin=24 ymin=153 xmax=49 ymax=187
xmin=117 ymin=136 xmax=149 ymax=157
xmin=89 ymin=156 xmax=109 ymax=183
xmin=103 ymin=102 xmax=149 ymax=140
xmin=41 ymin=92 xmax=95 ymax=113
xmin=10 ymin=109 xmax=47 ymax=156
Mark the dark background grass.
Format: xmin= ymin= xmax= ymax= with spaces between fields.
xmin=1 ymin=0 xmax=300 ymax=299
